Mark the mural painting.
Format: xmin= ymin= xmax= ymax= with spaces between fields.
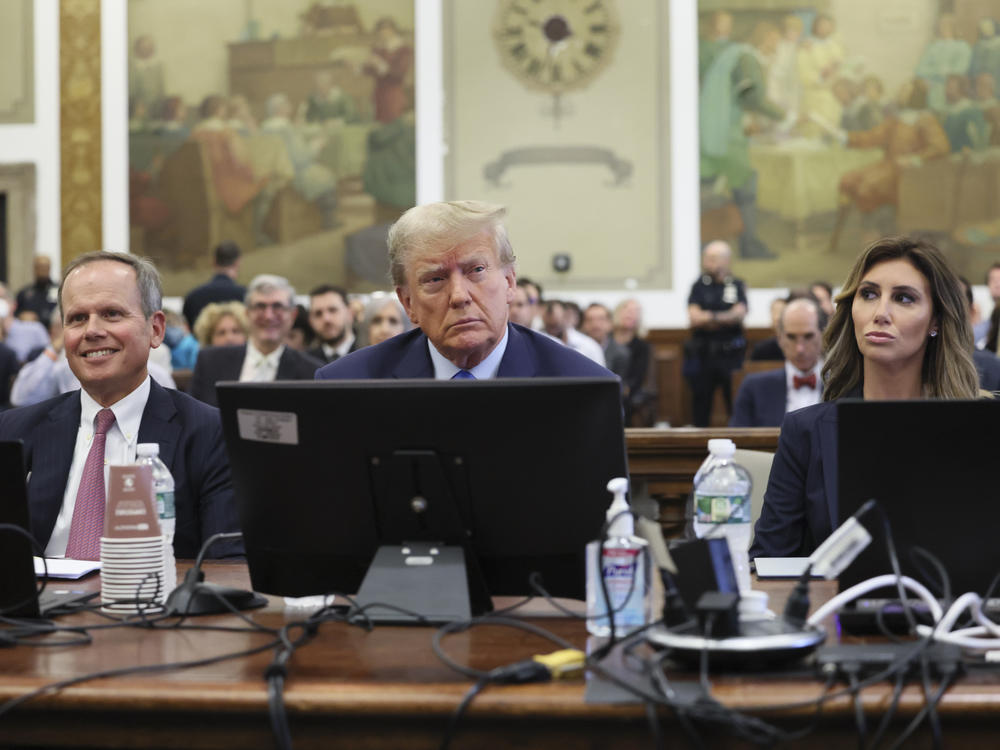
xmin=127 ymin=0 xmax=415 ymax=295
xmin=699 ymin=0 xmax=1000 ymax=290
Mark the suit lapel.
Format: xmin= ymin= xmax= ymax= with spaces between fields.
xmin=137 ymin=381 xmax=181 ymax=469
xmin=391 ymin=333 xmax=435 ymax=378
xmin=497 ymin=325 xmax=537 ymax=377
xmin=817 ymin=404 xmax=839 ymax=532
xmin=276 ymin=349 xmax=295 ymax=379
xmin=29 ymin=394 xmax=82 ymax=545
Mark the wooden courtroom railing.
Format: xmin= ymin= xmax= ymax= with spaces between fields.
xmin=645 ymin=326 xmax=775 ymax=427
xmin=626 ymin=427 xmax=780 ymax=538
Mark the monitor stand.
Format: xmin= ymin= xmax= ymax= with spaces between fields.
xmin=353 ymin=542 xmax=486 ymax=625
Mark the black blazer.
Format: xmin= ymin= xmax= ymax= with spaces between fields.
xmin=749 ymin=400 xmax=838 ymax=559
xmin=0 ymin=380 xmax=243 ymax=558
xmin=189 ymin=345 xmax=323 ymax=407
xmin=182 ymin=274 xmax=246 ymax=329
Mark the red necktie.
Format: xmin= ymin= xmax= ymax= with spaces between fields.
xmin=65 ymin=408 xmax=116 ymax=560
xmin=793 ymin=373 xmax=817 ymax=390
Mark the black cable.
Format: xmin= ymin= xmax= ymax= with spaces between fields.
xmin=844 ymin=665 xmax=867 ymax=749
xmin=908 ymin=546 xmax=952 ymax=606
xmin=885 ymin=668 xmax=954 ymax=750
xmin=439 ymin=677 xmax=488 ymax=750
xmin=867 ymin=671 xmax=905 ymax=750
xmin=698 ymin=615 xmax=715 ymax=697
xmin=644 ymin=697 xmax=665 ymax=750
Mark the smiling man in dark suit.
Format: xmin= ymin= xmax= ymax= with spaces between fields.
xmin=0 ymin=251 xmax=242 ymax=560
xmin=730 ymin=297 xmax=825 ymax=427
xmin=316 ymin=200 xmax=611 ymax=380
xmin=190 ymin=274 xmax=322 ymax=407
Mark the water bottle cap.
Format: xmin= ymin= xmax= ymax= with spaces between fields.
xmin=136 ymin=443 xmax=160 ymax=456
xmin=707 ymin=438 xmax=735 ymax=458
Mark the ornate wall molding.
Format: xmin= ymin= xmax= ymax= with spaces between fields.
xmin=60 ymin=0 xmax=102 ymax=260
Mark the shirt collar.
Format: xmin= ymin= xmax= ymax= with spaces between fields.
xmin=784 ymin=358 xmax=823 ymax=387
xmin=79 ymin=375 xmax=151 ymax=442
xmin=247 ymin=341 xmax=284 ymax=369
xmin=427 ymin=327 xmax=509 ymax=380
xmin=323 ymin=332 xmax=355 ymax=360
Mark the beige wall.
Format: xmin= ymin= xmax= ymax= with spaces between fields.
xmin=446 ymin=0 xmax=671 ymax=291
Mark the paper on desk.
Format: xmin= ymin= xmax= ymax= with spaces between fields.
xmin=34 ymin=557 xmax=101 ymax=579
xmin=754 ymin=557 xmax=822 ymax=579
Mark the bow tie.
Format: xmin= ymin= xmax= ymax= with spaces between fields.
xmin=793 ymin=372 xmax=817 ymax=390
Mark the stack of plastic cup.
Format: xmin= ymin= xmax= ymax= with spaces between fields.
xmin=99 ymin=535 xmax=175 ymax=614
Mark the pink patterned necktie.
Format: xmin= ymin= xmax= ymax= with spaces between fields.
xmin=65 ymin=408 xmax=116 ymax=560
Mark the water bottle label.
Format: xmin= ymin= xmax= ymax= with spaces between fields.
xmin=158 ymin=490 xmax=176 ymax=519
xmin=694 ymin=492 xmax=750 ymax=523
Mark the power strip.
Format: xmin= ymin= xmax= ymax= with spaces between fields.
xmin=815 ymin=642 xmax=963 ymax=680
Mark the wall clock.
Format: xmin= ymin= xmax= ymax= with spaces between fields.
xmin=492 ymin=0 xmax=620 ymax=119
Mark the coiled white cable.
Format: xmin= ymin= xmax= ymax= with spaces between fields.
xmin=806 ymin=574 xmax=943 ymax=627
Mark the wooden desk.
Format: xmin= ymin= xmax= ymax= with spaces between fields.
xmin=2 ymin=564 xmax=999 ymax=749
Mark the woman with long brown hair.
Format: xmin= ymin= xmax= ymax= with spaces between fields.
xmin=751 ymin=236 xmax=981 ymax=558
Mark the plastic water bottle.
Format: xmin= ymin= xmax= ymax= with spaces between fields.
xmin=586 ymin=477 xmax=651 ymax=636
xmin=136 ymin=443 xmax=176 ymax=595
xmin=692 ymin=440 xmax=753 ymax=594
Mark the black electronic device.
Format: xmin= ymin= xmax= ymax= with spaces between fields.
xmin=668 ymin=537 xmax=740 ymax=615
xmin=0 ymin=440 xmax=98 ymax=618
xmin=0 ymin=440 xmax=42 ymax=618
xmin=836 ymin=399 xmax=1000 ymax=631
xmin=216 ymin=378 xmax=627 ymax=624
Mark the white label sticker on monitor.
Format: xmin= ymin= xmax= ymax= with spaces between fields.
xmin=236 ymin=409 xmax=299 ymax=445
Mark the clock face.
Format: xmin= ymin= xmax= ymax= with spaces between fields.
xmin=492 ymin=0 xmax=620 ymax=95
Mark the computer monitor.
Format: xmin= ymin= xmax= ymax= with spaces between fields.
xmin=837 ymin=399 xmax=1000 ymax=599
xmin=217 ymin=378 xmax=627 ymax=622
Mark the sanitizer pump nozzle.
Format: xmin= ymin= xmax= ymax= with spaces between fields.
xmin=605 ymin=477 xmax=633 ymax=538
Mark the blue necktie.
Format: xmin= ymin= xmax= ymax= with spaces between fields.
xmin=452 ymin=369 xmax=475 ymax=380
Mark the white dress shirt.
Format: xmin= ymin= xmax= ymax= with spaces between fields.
xmin=46 ymin=376 xmax=152 ymax=557
xmin=785 ymin=359 xmax=823 ymax=415
xmin=565 ymin=327 xmax=606 ymax=367
xmin=239 ymin=342 xmax=285 ymax=382
xmin=428 ymin=328 xmax=509 ymax=380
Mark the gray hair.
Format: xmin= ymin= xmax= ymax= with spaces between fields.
xmin=59 ymin=250 xmax=163 ymax=320
xmin=387 ymin=200 xmax=516 ymax=287
xmin=246 ymin=274 xmax=295 ymax=307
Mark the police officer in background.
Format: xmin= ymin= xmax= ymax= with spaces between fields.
xmin=685 ymin=240 xmax=748 ymax=426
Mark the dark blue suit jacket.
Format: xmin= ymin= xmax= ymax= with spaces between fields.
xmin=973 ymin=349 xmax=1000 ymax=391
xmin=0 ymin=380 xmax=243 ymax=558
xmin=749 ymin=400 xmax=838 ymax=559
xmin=182 ymin=274 xmax=246 ymax=329
xmin=315 ymin=323 xmax=613 ymax=379
xmin=730 ymin=369 xmax=787 ymax=427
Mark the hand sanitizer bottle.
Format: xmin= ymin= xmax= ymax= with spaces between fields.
xmin=586 ymin=477 xmax=651 ymax=636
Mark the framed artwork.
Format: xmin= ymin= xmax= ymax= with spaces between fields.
xmin=445 ymin=0 xmax=672 ymax=290
xmin=698 ymin=0 xmax=1000 ymax=289
xmin=0 ymin=0 xmax=34 ymax=124
xmin=127 ymin=0 xmax=416 ymax=296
